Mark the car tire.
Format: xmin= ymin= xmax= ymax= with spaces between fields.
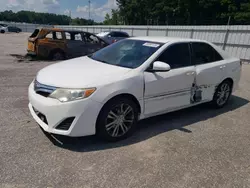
xmin=0 ymin=30 xmax=5 ymax=34
xmin=96 ymin=97 xmax=139 ymax=142
xmin=50 ymin=50 xmax=65 ymax=61
xmin=212 ymin=80 xmax=232 ymax=108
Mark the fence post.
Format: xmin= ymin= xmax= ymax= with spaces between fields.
xmin=131 ymin=28 xmax=134 ymax=37
xmin=165 ymin=28 xmax=168 ymax=36
xmin=223 ymin=28 xmax=230 ymax=50
xmin=93 ymin=27 xmax=95 ymax=34
xmin=146 ymin=27 xmax=149 ymax=36
xmin=190 ymin=29 xmax=194 ymax=38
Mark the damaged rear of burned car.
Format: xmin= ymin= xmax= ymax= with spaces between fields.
xmin=27 ymin=27 xmax=109 ymax=60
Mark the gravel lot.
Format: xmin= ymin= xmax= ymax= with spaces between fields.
xmin=0 ymin=33 xmax=250 ymax=188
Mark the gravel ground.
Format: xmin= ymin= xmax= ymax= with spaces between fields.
xmin=0 ymin=33 xmax=250 ymax=188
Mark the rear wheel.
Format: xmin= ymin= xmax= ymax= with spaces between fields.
xmin=212 ymin=80 xmax=232 ymax=108
xmin=96 ymin=98 xmax=139 ymax=142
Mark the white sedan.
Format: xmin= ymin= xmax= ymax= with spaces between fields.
xmin=28 ymin=37 xmax=241 ymax=141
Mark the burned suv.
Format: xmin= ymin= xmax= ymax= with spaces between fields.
xmin=27 ymin=27 xmax=108 ymax=60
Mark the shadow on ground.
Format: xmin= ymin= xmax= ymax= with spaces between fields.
xmin=43 ymin=95 xmax=249 ymax=152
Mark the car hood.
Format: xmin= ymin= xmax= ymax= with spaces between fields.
xmin=36 ymin=56 xmax=132 ymax=88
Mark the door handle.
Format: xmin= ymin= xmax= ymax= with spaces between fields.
xmin=220 ymin=65 xmax=226 ymax=69
xmin=186 ymin=72 xmax=195 ymax=76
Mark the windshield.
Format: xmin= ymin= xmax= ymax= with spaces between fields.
xmin=89 ymin=39 xmax=163 ymax=69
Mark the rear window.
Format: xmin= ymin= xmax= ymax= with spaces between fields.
xmin=30 ymin=29 xmax=40 ymax=38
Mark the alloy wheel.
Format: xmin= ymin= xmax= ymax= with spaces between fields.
xmin=105 ymin=103 xmax=135 ymax=138
xmin=216 ymin=82 xmax=231 ymax=106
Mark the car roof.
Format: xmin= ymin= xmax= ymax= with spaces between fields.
xmin=101 ymin=30 xmax=129 ymax=34
xmin=129 ymin=36 xmax=205 ymax=44
xmin=37 ymin=27 xmax=96 ymax=34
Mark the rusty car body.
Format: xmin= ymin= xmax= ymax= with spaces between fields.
xmin=27 ymin=27 xmax=108 ymax=60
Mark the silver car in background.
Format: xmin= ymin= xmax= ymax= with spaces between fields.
xmin=96 ymin=31 xmax=129 ymax=44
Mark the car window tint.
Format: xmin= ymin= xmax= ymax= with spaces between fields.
xmin=157 ymin=43 xmax=191 ymax=69
xmin=55 ymin=32 xmax=62 ymax=40
xmin=192 ymin=42 xmax=223 ymax=65
xmin=115 ymin=32 xmax=129 ymax=37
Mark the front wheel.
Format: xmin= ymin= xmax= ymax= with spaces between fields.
xmin=0 ymin=30 xmax=5 ymax=34
xmin=212 ymin=80 xmax=232 ymax=108
xmin=96 ymin=98 xmax=139 ymax=142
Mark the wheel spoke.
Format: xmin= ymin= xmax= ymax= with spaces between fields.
xmin=120 ymin=104 xmax=124 ymax=113
xmin=112 ymin=125 xmax=119 ymax=137
xmin=106 ymin=121 xmax=116 ymax=130
xmin=124 ymin=119 xmax=133 ymax=123
xmin=123 ymin=106 xmax=132 ymax=116
xmin=120 ymin=123 xmax=127 ymax=134
xmin=108 ymin=110 xmax=118 ymax=119
xmin=217 ymin=91 xmax=222 ymax=96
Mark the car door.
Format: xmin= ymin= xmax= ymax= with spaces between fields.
xmin=65 ymin=32 xmax=85 ymax=58
xmin=37 ymin=31 xmax=65 ymax=57
xmin=144 ymin=42 xmax=196 ymax=116
xmin=191 ymin=42 xmax=225 ymax=101
xmin=82 ymin=33 xmax=106 ymax=55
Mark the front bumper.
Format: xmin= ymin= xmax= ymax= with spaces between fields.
xmin=28 ymin=82 xmax=102 ymax=137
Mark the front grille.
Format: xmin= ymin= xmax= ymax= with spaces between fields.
xmin=56 ymin=117 xmax=75 ymax=130
xmin=33 ymin=107 xmax=48 ymax=124
xmin=34 ymin=79 xmax=56 ymax=97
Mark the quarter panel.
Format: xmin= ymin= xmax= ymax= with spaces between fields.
xmin=195 ymin=60 xmax=226 ymax=101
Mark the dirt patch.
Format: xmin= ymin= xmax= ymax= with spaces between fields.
xmin=9 ymin=54 xmax=39 ymax=63
xmin=9 ymin=54 xmax=55 ymax=63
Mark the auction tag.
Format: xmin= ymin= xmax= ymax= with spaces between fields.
xmin=143 ymin=42 xmax=160 ymax=48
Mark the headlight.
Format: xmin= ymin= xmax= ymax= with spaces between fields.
xmin=49 ymin=88 xmax=96 ymax=102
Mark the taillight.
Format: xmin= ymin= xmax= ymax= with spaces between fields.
xmin=112 ymin=39 xmax=117 ymax=43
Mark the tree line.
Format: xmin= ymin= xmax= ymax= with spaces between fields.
xmin=104 ymin=0 xmax=250 ymax=25
xmin=0 ymin=10 xmax=101 ymax=25
xmin=1 ymin=0 xmax=250 ymax=26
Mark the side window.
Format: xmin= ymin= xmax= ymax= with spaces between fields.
xmin=45 ymin=32 xmax=53 ymax=39
xmin=74 ymin=33 xmax=82 ymax=41
xmin=65 ymin=32 xmax=71 ymax=40
xmin=114 ymin=32 xmax=129 ymax=37
xmin=109 ymin=32 xmax=115 ymax=37
xmin=192 ymin=42 xmax=223 ymax=65
xmin=157 ymin=43 xmax=191 ymax=69
xmin=55 ymin=32 xmax=62 ymax=40
xmin=84 ymin=33 xmax=100 ymax=44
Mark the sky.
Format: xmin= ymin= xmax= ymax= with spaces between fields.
xmin=0 ymin=0 xmax=118 ymax=21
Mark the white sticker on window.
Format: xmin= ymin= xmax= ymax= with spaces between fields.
xmin=143 ymin=42 xmax=160 ymax=48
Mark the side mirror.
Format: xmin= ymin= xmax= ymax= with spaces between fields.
xmin=150 ymin=61 xmax=171 ymax=72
